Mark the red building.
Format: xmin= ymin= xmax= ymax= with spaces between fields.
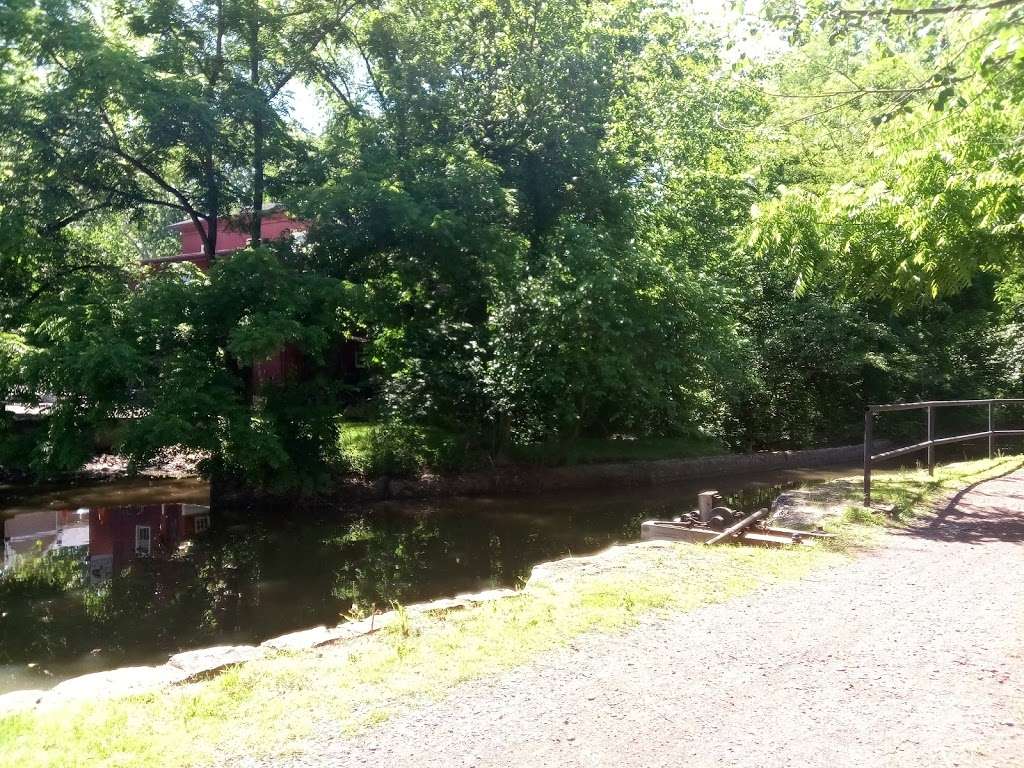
xmin=138 ymin=204 xmax=364 ymax=388
xmin=141 ymin=203 xmax=309 ymax=269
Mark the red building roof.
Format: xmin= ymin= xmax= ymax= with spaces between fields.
xmin=143 ymin=203 xmax=310 ymax=268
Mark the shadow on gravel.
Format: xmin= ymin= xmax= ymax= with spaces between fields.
xmin=897 ymin=468 xmax=1024 ymax=545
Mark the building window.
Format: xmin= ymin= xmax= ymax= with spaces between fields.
xmin=135 ymin=525 xmax=152 ymax=557
xmin=194 ymin=515 xmax=210 ymax=534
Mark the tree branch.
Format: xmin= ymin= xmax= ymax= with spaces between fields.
xmin=841 ymin=0 xmax=1024 ymax=17
xmin=267 ymin=0 xmax=360 ymax=98
xmin=756 ymin=75 xmax=972 ymax=100
xmin=317 ymin=58 xmax=362 ymax=118
xmin=41 ymin=197 xmax=115 ymax=235
xmin=354 ymin=37 xmax=386 ymax=108
xmin=21 ymin=262 xmax=133 ymax=306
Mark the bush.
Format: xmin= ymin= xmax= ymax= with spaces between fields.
xmin=339 ymin=420 xmax=476 ymax=476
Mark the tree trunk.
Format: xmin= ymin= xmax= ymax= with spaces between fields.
xmin=250 ymin=2 xmax=264 ymax=248
xmin=202 ymin=0 xmax=226 ymax=260
xmin=204 ymin=164 xmax=219 ymax=259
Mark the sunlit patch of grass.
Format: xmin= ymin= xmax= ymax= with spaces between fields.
xmin=805 ymin=455 xmax=1024 ymax=549
xmin=852 ymin=455 xmax=1023 ymax=521
xmin=4 ymin=455 xmax=1019 ymax=768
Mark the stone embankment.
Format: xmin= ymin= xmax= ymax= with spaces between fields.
xmin=0 ymin=588 xmax=520 ymax=716
xmin=216 ymin=442 xmax=880 ymax=506
xmin=0 ymin=539 xmax=708 ymax=717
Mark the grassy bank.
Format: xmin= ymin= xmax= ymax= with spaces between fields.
xmin=338 ymin=420 xmax=724 ymax=476
xmin=2 ymin=456 xmax=1020 ymax=768
xmin=830 ymin=454 xmax=1024 ymax=539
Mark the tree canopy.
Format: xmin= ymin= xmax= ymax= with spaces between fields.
xmin=1 ymin=0 xmax=1022 ymax=486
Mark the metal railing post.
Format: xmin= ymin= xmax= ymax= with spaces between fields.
xmin=863 ymin=398 xmax=1022 ymax=504
xmin=988 ymin=401 xmax=994 ymax=459
xmin=864 ymin=408 xmax=873 ymax=507
xmin=927 ymin=405 xmax=935 ymax=476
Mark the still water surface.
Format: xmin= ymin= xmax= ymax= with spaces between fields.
xmin=0 ymin=465 xmax=859 ymax=694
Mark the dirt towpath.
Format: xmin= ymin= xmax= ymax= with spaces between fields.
xmin=260 ymin=470 xmax=1024 ymax=768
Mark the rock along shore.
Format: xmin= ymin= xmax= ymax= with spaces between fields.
xmin=0 ymin=586 xmax=522 ymax=717
xmin=0 ymin=540 xmax=701 ymax=717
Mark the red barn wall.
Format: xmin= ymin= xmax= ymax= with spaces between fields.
xmin=151 ymin=210 xmax=310 ymax=269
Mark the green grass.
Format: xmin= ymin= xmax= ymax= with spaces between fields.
xmin=338 ymin=420 xmax=472 ymax=476
xmin=338 ymin=420 xmax=724 ymax=476
xmin=337 ymin=421 xmax=376 ymax=469
xmin=839 ymin=454 xmax=1024 ymax=530
xmin=3 ymin=454 xmax=1020 ymax=768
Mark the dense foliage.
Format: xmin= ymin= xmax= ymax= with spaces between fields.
xmin=1 ymin=0 xmax=1023 ymax=485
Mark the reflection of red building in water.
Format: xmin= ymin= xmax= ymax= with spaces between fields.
xmin=87 ymin=504 xmax=211 ymax=582
xmin=3 ymin=503 xmax=211 ymax=582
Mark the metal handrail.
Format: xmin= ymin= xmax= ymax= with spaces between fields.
xmin=863 ymin=398 xmax=1024 ymax=506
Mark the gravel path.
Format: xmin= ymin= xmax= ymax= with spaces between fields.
xmin=262 ymin=470 xmax=1024 ymax=768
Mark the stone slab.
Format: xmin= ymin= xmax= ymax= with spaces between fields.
xmin=407 ymin=597 xmax=471 ymax=614
xmin=167 ymin=645 xmax=262 ymax=681
xmin=769 ymin=477 xmax=861 ymax=528
xmin=261 ymin=626 xmax=336 ymax=652
xmin=38 ymin=665 xmax=189 ymax=710
xmin=455 ymin=588 xmax=518 ymax=604
xmin=0 ymin=689 xmax=44 ymax=716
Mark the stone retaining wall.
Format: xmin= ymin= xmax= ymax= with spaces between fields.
xmin=215 ymin=442 xmax=879 ymax=507
xmin=0 ymin=538 xmax=720 ymax=716
xmin=0 ymin=587 xmax=520 ymax=716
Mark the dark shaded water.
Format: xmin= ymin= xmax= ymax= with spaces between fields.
xmin=1 ymin=465 xmax=861 ymax=693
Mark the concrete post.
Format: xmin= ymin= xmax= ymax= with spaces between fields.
xmin=864 ymin=408 xmax=873 ymax=507
xmin=927 ymin=405 xmax=935 ymax=476
xmin=697 ymin=491 xmax=718 ymax=523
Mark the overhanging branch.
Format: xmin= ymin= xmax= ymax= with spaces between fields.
xmin=841 ymin=0 xmax=1024 ymax=17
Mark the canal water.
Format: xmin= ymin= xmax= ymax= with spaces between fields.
xmin=0 ymin=464 xmax=861 ymax=694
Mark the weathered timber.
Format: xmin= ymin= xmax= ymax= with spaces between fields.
xmin=639 ymin=520 xmax=808 ymax=548
xmin=706 ymin=507 xmax=771 ymax=546
xmin=764 ymin=524 xmax=835 ymax=539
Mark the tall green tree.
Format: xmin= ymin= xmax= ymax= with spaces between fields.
xmin=303 ymin=0 xmax=760 ymax=447
xmin=0 ymin=0 xmax=365 ymax=482
xmin=752 ymin=0 xmax=1024 ymax=304
xmin=0 ymin=0 xmax=355 ymax=257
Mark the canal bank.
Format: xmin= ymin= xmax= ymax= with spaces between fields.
xmin=4 ymin=456 xmax=1020 ymax=768
xmin=2 ymin=458 xmax=866 ymax=695
xmin=212 ymin=442 xmax=879 ymax=506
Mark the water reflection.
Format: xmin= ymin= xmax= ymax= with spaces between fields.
xmin=1 ymin=502 xmax=226 ymax=694
xmin=2 ymin=503 xmax=211 ymax=579
xmin=0 ymin=465 xmax=856 ymax=693
xmin=83 ymin=504 xmax=211 ymax=582
xmin=4 ymin=508 xmax=90 ymax=566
